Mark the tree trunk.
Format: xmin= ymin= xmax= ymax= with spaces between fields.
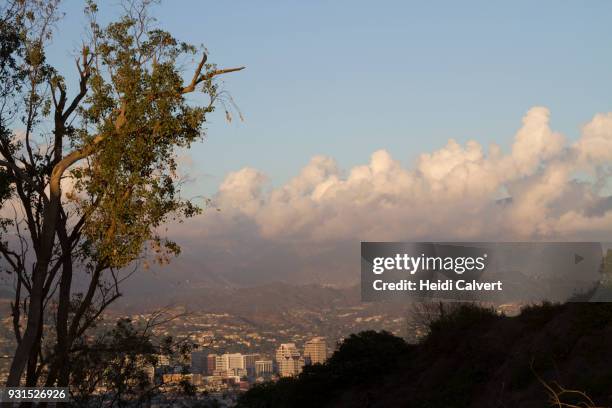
xmin=5 ymin=171 xmax=62 ymax=386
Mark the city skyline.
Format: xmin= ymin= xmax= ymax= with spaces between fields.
xmin=161 ymin=336 xmax=330 ymax=391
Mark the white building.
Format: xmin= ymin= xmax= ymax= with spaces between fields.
xmin=227 ymin=353 xmax=245 ymax=370
xmin=214 ymin=354 xmax=229 ymax=373
xmin=255 ymin=360 xmax=273 ymax=378
xmin=275 ymin=343 xmax=303 ymax=377
xmin=214 ymin=353 xmax=246 ymax=376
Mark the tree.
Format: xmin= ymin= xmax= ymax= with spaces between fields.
xmin=0 ymin=0 xmax=243 ymax=390
xmin=69 ymin=312 xmax=198 ymax=408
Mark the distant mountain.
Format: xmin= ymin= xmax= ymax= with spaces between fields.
xmin=112 ymin=282 xmax=365 ymax=316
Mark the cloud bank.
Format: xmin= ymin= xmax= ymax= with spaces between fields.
xmin=167 ymin=107 xmax=612 ymax=286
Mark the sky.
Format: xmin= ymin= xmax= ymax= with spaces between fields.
xmin=50 ymin=0 xmax=612 ymax=194
xmin=36 ymin=1 xmax=612 ymax=290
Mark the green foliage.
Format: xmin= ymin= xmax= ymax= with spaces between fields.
xmin=69 ymin=2 xmax=215 ymax=268
xmin=0 ymin=0 xmax=216 ymax=271
xmin=0 ymin=0 xmax=241 ymax=392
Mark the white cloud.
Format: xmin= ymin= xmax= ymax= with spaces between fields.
xmin=575 ymin=112 xmax=612 ymax=164
xmin=168 ymin=106 xmax=612 ymax=285
xmin=217 ymin=167 xmax=267 ymax=216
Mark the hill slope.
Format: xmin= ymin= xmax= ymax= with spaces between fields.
xmin=239 ymin=303 xmax=612 ymax=408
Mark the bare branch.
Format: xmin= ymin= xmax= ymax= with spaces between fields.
xmin=61 ymin=47 xmax=93 ymax=123
xmin=531 ymin=359 xmax=604 ymax=408
xmin=181 ymin=53 xmax=244 ymax=94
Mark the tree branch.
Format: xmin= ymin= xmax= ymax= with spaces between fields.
xmin=181 ymin=53 xmax=244 ymax=94
xmin=61 ymin=48 xmax=92 ymax=123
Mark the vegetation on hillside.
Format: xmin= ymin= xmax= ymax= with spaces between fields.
xmin=238 ymin=302 xmax=612 ymax=408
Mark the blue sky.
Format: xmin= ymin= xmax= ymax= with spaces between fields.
xmin=49 ymin=0 xmax=612 ymax=197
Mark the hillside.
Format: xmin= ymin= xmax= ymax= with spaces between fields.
xmin=239 ymin=303 xmax=612 ymax=408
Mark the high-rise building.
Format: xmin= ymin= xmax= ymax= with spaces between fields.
xmin=275 ymin=343 xmax=303 ymax=377
xmin=214 ymin=354 xmax=228 ymax=373
xmin=214 ymin=353 xmax=245 ymax=376
xmin=243 ymin=354 xmax=260 ymax=377
xmin=227 ymin=353 xmax=245 ymax=370
xmin=255 ymin=360 xmax=273 ymax=378
xmin=190 ymin=351 xmax=207 ymax=374
xmin=206 ymin=354 xmax=217 ymax=375
xmin=304 ymin=337 xmax=328 ymax=365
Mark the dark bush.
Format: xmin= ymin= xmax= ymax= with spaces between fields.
xmin=237 ymin=330 xmax=410 ymax=408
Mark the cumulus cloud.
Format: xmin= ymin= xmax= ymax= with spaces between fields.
xmin=166 ymin=107 xmax=612 ymax=285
